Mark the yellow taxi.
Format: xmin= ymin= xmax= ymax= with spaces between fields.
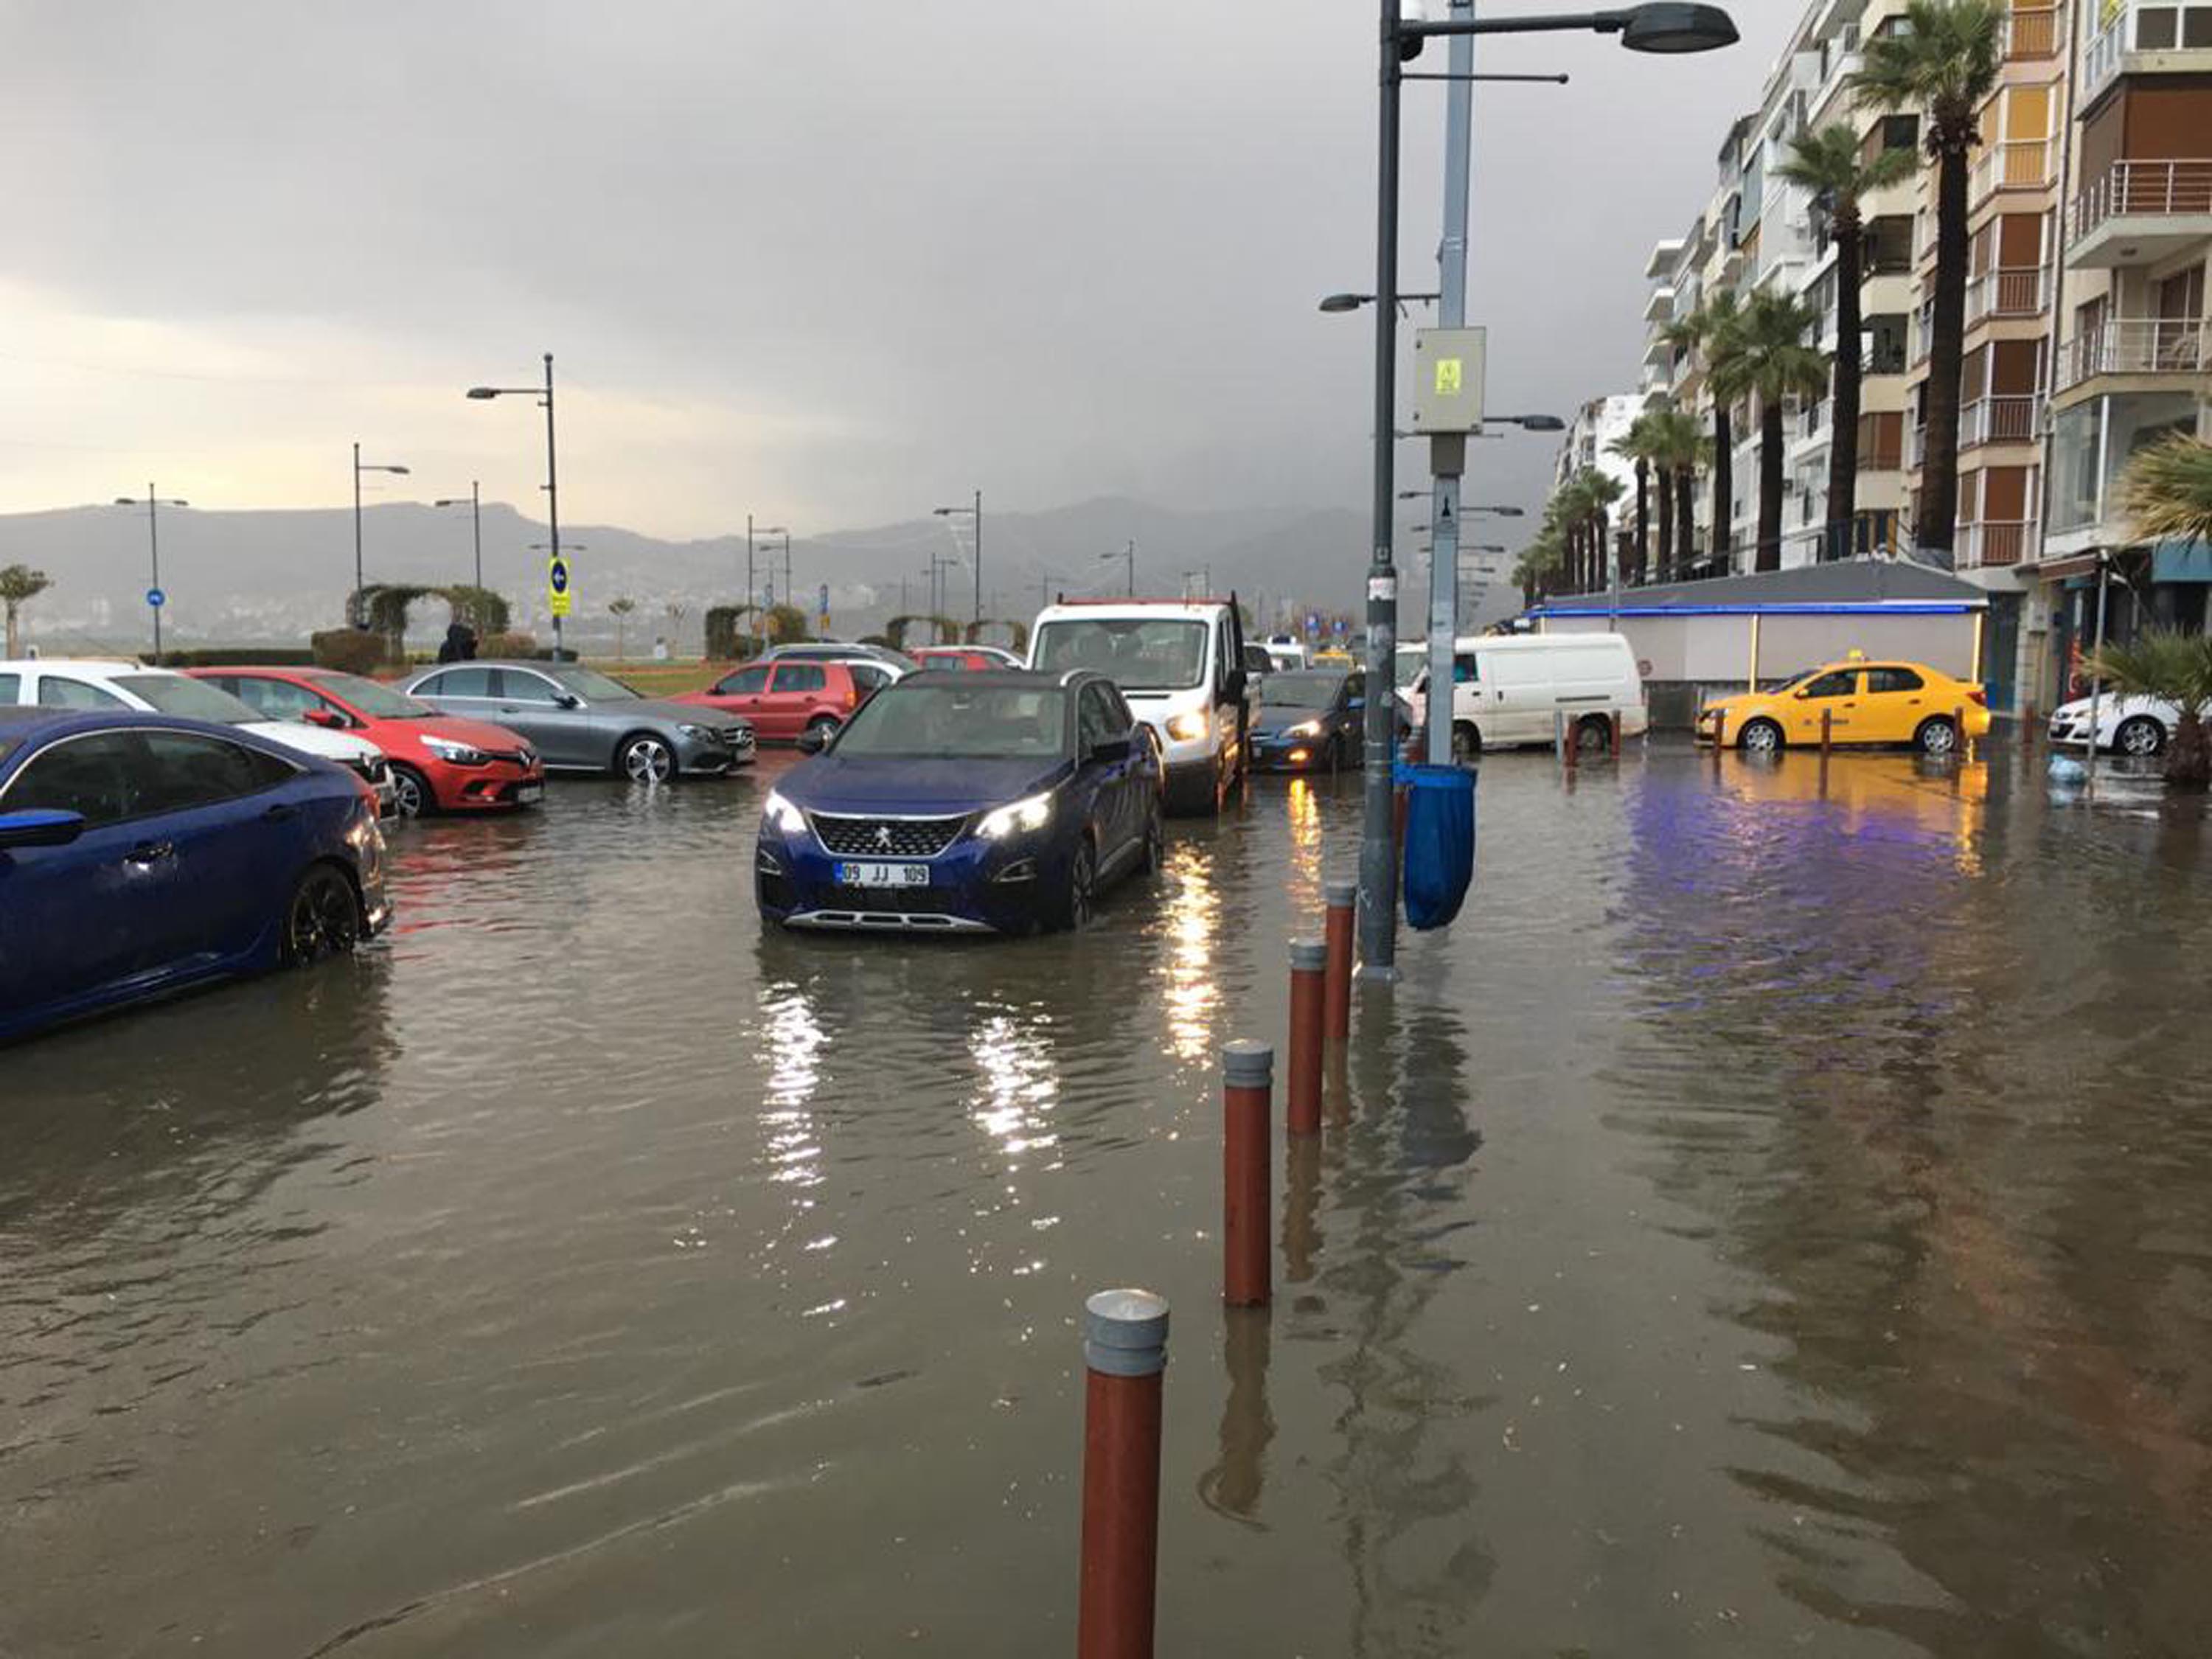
xmin=1700 ymin=655 xmax=1993 ymax=757
xmin=1311 ymin=647 xmax=1357 ymax=667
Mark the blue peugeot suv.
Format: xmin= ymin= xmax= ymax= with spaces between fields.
xmin=755 ymin=669 xmax=1163 ymax=933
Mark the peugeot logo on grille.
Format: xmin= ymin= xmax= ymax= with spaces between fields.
xmin=874 ymin=825 xmax=892 ymax=849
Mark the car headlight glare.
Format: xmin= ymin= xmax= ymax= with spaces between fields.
xmin=762 ymin=790 xmax=806 ymax=834
xmin=976 ymin=791 xmax=1054 ymax=840
xmin=420 ymin=734 xmax=487 ymax=765
xmin=1164 ymin=712 xmax=1208 ymax=742
xmin=1284 ymin=720 xmax=1321 ymax=738
xmin=678 ymin=723 xmax=713 ymax=739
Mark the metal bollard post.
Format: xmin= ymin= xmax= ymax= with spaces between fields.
xmin=1562 ymin=713 xmax=1578 ymax=772
xmin=1610 ymin=714 xmax=1621 ymax=762
xmin=1287 ymin=939 xmax=1326 ymax=1136
xmin=1222 ymin=1041 xmax=1272 ymax=1310
xmin=1820 ymin=707 xmax=1832 ymax=756
xmin=1322 ymin=878 xmax=1354 ymax=1043
xmin=1954 ymin=703 xmax=1968 ymax=762
xmin=2022 ymin=703 xmax=2037 ymax=753
xmin=1079 ymin=1287 xmax=1169 ymax=1659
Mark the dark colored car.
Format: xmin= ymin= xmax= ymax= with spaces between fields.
xmin=190 ymin=667 xmax=544 ymax=818
xmin=402 ymin=661 xmax=754 ymax=782
xmin=672 ymin=658 xmax=899 ymax=743
xmin=756 ymin=669 xmax=1161 ymax=934
xmin=0 ymin=709 xmax=390 ymax=1043
xmin=1251 ymin=669 xmax=1365 ymax=772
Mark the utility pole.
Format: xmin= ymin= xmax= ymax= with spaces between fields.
xmin=1425 ymin=0 xmax=1475 ymax=769
xmin=1124 ymin=540 xmax=1136 ymax=597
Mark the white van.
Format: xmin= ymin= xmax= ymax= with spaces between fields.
xmin=1029 ymin=599 xmax=1257 ymax=815
xmin=1400 ymin=632 xmax=1647 ymax=757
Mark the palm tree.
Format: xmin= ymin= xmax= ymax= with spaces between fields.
xmin=1710 ymin=288 xmax=1831 ymax=572
xmin=1643 ymin=408 xmax=1705 ymax=583
xmin=2121 ymin=435 xmax=2212 ymax=546
xmin=1778 ymin=125 xmax=1917 ymax=560
xmin=2091 ymin=629 xmax=2212 ymax=788
xmin=1852 ymin=0 xmax=2004 ymax=562
xmin=0 ymin=564 xmax=52 ymax=658
xmin=1608 ymin=413 xmax=1660 ymax=584
xmin=1576 ymin=468 xmax=1626 ymax=595
xmin=608 ymin=595 xmax=638 ymax=661
xmin=1667 ymin=289 xmax=1741 ymax=574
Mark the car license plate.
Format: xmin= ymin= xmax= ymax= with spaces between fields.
xmin=514 ymin=783 xmax=544 ymax=804
xmin=837 ymin=861 xmax=929 ymax=888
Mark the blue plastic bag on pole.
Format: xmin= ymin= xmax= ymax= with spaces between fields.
xmin=1397 ymin=762 xmax=1475 ymax=931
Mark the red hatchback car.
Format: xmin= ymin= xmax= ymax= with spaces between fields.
xmin=911 ymin=647 xmax=1018 ymax=672
xmin=189 ymin=667 xmax=545 ymax=818
xmin=672 ymin=658 xmax=899 ymax=743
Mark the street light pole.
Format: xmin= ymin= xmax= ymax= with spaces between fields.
xmin=1355 ymin=0 xmax=1408 ymax=980
xmin=1425 ymin=0 xmax=1475 ymax=770
xmin=114 ymin=484 xmax=187 ymax=660
xmin=351 ymin=445 xmax=411 ymax=630
xmin=434 ymin=483 xmax=484 ymax=591
xmin=933 ymin=493 xmax=984 ymax=623
xmin=465 ymin=353 xmax=563 ymax=655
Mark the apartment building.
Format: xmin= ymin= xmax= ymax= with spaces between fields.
xmin=1618 ymin=0 xmax=2210 ymax=712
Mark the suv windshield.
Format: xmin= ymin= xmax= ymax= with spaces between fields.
xmin=835 ymin=684 xmax=1068 ymax=759
xmin=545 ymin=665 xmax=639 ymax=701
xmin=1265 ymin=672 xmax=1346 ymax=710
xmin=114 ymin=675 xmax=263 ymax=724
xmin=1032 ymin=619 xmax=1207 ymax=692
xmin=311 ymin=672 xmax=431 ymax=719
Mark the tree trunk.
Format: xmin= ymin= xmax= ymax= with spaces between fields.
xmin=2168 ymin=709 xmax=2212 ymax=789
xmin=1921 ymin=136 xmax=1970 ymax=558
xmin=3 ymin=606 xmax=15 ymax=659
xmin=1655 ymin=465 xmax=1674 ymax=583
xmin=1827 ymin=212 xmax=1863 ymax=560
xmin=1633 ymin=459 xmax=1650 ymax=585
xmin=1676 ymin=470 xmax=1697 ymax=581
xmin=1758 ymin=397 xmax=1786 ymax=572
xmin=1712 ymin=406 xmax=1733 ymax=577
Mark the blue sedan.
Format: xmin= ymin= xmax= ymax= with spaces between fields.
xmin=0 ymin=709 xmax=392 ymax=1043
xmin=756 ymin=669 xmax=1163 ymax=933
xmin=1251 ymin=668 xmax=1366 ymax=772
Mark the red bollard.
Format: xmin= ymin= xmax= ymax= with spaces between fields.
xmin=1610 ymin=714 xmax=1621 ymax=762
xmin=1563 ymin=713 xmax=1579 ymax=772
xmin=1954 ymin=703 xmax=1968 ymax=760
xmin=1287 ymin=939 xmax=1325 ymax=1136
xmin=1322 ymin=878 xmax=1354 ymax=1043
xmin=2022 ymin=703 xmax=2038 ymax=752
xmin=1820 ymin=707 xmax=1833 ymax=756
xmin=1079 ymin=1287 xmax=1169 ymax=1659
xmin=1222 ymin=1040 xmax=1272 ymax=1310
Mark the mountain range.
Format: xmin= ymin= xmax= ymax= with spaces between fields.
xmin=0 ymin=495 xmax=1518 ymax=654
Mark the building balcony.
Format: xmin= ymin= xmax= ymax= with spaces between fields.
xmin=1644 ymin=285 xmax=1677 ymax=324
xmin=1964 ymin=264 xmax=2051 ymax=324
xmin=2001 ymin=4 xmax=2061 ymax=60
xmin=2056 ymin=316 xmax=2211 ymax=392
xmin=1958 ymin=521 xmax=2037 ymax=569
xmin=1958 ymin=393 xmax=2044 ymax=449
xmin=2083 ymin=1 xmax=2212 ymax=108
xmin=2068 ymin=159 xmax=2212 ymax=268
xmin=1969 ymin=137 xmax=2056 ymax=201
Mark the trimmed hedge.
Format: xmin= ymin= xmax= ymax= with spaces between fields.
xmin=310 ymin=630 xmax=388 ymax=675
xmin=153 ymin=647 xmax=318 ymax=668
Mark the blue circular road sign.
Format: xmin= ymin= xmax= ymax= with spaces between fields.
xmin=146 ymin=587 xmax=166 ymax=609
xmin=548 ymin=559 xmax=570 ymax=594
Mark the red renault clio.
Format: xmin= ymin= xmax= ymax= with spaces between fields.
xmin=189 ymin=667 xmax=545 ymax=818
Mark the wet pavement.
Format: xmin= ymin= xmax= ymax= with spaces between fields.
xmin=5 ymin=740 xmax=2211 ymax=1657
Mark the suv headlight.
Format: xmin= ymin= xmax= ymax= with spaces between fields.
xmin=420 ymin=734 xmax=487 ymax=765
xmin=1284 ymin=720 xmax=1321 ymax=738
xmin=762 ymin=790 xmax=805 ymax=834
xmin=1164 ymin=712 xmax=1208 ymax=742
xmin=976 ymin=791 xmax=1053 ymax=840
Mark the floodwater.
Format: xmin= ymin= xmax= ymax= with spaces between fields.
xmin=5 ymin=741 xmax=2211 ymax=1658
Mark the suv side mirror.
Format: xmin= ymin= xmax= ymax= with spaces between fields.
xmin=302 ymin=707 xmax=347 ymax=729
xmin=1088 ymin=736 xmax=1133 ymax=765
xmin=1222 ymin=668 xmax=1248 ymax=706
xmin=556 ymin=692 xmax=582 ymax=709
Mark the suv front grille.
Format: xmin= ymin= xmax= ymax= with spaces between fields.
xmin=810 ymin=813 xmax=967 ymax=858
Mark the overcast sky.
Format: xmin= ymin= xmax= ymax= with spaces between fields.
xmin=1 ymin=0 xmax=1795 ymax=541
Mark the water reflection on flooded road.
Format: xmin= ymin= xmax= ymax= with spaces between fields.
xmin=4 ymin=745 xmax=2209 ymax=1655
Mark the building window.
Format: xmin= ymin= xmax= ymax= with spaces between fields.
xmin=2132 ymin=4 xmax=2212 ymax=50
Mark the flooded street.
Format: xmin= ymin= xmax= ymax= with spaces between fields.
xmin=7 ymin=742 xmax=2212 ymax=1657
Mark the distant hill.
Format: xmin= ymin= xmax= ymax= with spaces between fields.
xmin=0 ymin=494 xmax=1513 ymax=653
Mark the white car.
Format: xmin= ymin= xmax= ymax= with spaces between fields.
xmin=0 ymin=659 xmax=397 ymax=813
xmin=2048 ymin=692 xmax=2189 ymax=757
xmin=1029 ymin=599 xmax=1259 ymax=815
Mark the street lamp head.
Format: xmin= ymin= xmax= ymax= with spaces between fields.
xmin=466 ymin=387 xmax=501 ymax=400
xmin=1501 ymin=414 xmax=1568 ymax=432
xmin=1475 ymin=504 xmax=1527 ymax=517
xmin=1318 ymin=293 xmax=1371 ymax=313
xmin=1617 ymin=3 xmax=1739 ymax=53
xmin=113 ymin=497 xmax=136 ymax=506
xmin=434 ymin=498 xmax=466 ymax=508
